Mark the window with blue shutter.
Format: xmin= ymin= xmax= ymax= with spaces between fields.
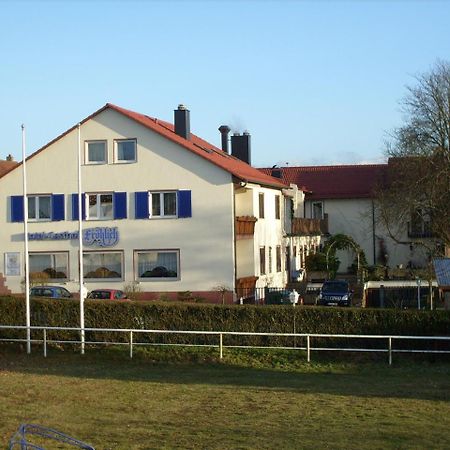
xmin=135 ymin=192 xmax=149 ymax=219
xmin=177 ymin=190 xmax=192 ymax=218
xmin=11 ymin=195 xmax=24 ymax=222
xmin=51 ymin=194 xmax=65 ymax=221
xmin=113 ymin=192 xmax=127 ymax=219
xmin=72 ymin=193 xmax=86 ymax=220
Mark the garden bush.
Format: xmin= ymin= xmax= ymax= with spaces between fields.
xmin=0 ymin=296 xmax=449 ymax=349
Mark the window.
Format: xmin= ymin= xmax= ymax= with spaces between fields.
xmin=29 ymin=252 xmax=69 ymax=280
xmin=11 ymin=194 xmax=64 ymax=222
xmin=312 ymin=201 xmax=323 ymax=219
xmin=135 ymin=250 xmax=179 ymax=280
xmin=259 ymin=247 xmax=266 ymax=275
xmin=151 ymin=192 xmax=177 ymax=217
xmin=85 ymin=140 xmax=107 ymax=164
xmin=275 ymin=195 xmax=281 ymax=219
xmin=276 ymin=246 xmax=282 ymax=272
xmin=409 ymin=208 xmax=432 ymax=237
xmin=259 ymin=193 xmax=265 ymax=218
xmin=268 ymin=247 xmax=272 ymax=273
xmin=28 ymin=195 xmax=51 ymax=221
xmin=135 ymin=190 xmax=192 ymax=219
xmin=115 ymin=139 xmax=136 ymax=163
xmin=300 ymin=246 xmax=305 ymax=267
xmin=86 ymin=193 xmax=113 ymax=220
xmin=84 ymin=251 xmax=123 ymax=280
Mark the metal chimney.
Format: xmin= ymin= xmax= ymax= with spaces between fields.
xmin=231 ymin=131 xmax=251 ymax=165
xmin=174 ymin=104 xmax=190 ymax=140
xmin=218 ymin=125 xmax=231 ymax=153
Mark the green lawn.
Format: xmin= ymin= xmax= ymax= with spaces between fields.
xmin=1 ymin=345 xmax=449 ymax=450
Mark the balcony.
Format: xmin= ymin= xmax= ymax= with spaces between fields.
xmin=236 ymin=216 xmax=257 ymax=238
xmin=290 ymin=215 xmax=328 ymax=236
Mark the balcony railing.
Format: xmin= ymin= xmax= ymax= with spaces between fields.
xmin=290 ymin=215 xmax=328 ymax=236
xmin=235 ymin=216 xmax=257 ymax=237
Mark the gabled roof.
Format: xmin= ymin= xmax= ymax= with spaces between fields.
xmin=1 ymin=103 xmax=287 ymax=189
xmin=259 ymin=164 xmax=387 ymax=200
xmin=0 ymin=160 xmax=19 ymax=178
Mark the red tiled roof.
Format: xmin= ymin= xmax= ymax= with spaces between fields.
xmin=259 ymin=164 xmax=388 ymax=199
xmin=107 ymin=104 xmax=286 ymax=189
xmin=0 ymin=104 xmax=287 ymax=189
xmin=0 ymin=160 xmax=19 ymax=178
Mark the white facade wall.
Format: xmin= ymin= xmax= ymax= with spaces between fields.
xmin=234 ymin=184 xmax=286 ymax=288
xmin=304 ymin=197 xmax=416 ymax=270
xmin=0 ymin=109 xmax=235 ymax=295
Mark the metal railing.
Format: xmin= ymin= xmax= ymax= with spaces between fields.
xmin=1 ymin=325 xmax=449 ymax=365
xmin=236 ymin=287 xmax=298 ymax=305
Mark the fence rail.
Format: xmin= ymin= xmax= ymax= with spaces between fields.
xmin=1 ymin=325 xmax=449 ymax=365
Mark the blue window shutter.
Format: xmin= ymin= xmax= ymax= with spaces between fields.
xmin=11 ymin=195 xmax=24 ymax=222
xmin=51 ymin=194 xmax=65 ymax=221
xmin=135 ymin=192 xmax=149 ymax=219
xmin=114 ymin=192 xmax=127 ymax=219
xmin=72 ymin=193 xmax=86 ymax=220
xmin=177 ymin=190 xmax=192 ymax=218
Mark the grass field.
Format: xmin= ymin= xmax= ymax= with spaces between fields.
xmin=1 ymin=345 xmax=450 ymax=450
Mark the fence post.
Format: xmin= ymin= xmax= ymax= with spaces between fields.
xmin=43 ymin=328 xmax=47 ymax=358
xmin=293 ymin=316 xmax=296 ymax=348
xmin=388 ymin=337 xmax=392 ymax=366
xmin=307 ymin=335 xmax=311 ymax=362
xmin=130 ymin=331 xmax=133 ymax=359
xmin=219 ymin=333 xmax=223 ymax=359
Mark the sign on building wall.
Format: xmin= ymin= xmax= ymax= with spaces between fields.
xmin=5 ymin=252 xmax=20 ymax=276
xmin=27 ymin=227 xmax=119 ymax=248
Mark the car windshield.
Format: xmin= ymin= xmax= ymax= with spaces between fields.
xmin=322 ymin=282 xmax=348 ymax=293
xmin=88 ymin=290 xmax=110 ymax=299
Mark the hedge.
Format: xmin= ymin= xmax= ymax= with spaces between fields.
xmin=1 ymin=296 xmax=449 ymax=349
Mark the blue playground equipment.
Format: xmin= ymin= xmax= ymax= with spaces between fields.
xmin=8 ymin=424 xmax=95 ymax=449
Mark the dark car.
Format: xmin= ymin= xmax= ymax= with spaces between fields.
xmin=30 ymin=286 xmax=72 ymax=299
xmin=87 ymin=289 xmax=128 ymax=300
xmin=316 ymin=280 xmax=353 ymax=307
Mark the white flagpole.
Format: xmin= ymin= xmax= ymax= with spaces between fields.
xmin=77 ymin=123 xmax=85 ymax=354
xmin=22 ymin=124 xmax=31 ymax=354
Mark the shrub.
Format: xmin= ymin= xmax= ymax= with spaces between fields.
xmin=1 ymin=296 xmax=449 ymax=349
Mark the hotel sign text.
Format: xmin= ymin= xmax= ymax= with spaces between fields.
xmin=28 ymin=227 xmax=119 ymax=248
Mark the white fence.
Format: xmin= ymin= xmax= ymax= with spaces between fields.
xmin=1 ymin=325 xmax=450 ymax=365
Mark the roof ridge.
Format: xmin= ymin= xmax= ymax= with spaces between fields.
xmin=261 ymin=163 xmax=387 ymax=170
xmin=1 ymin=103 xmax=287 ymax=189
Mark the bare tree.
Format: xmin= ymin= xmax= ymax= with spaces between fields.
xmin=376 ymin=60 xmax=450 ymax=254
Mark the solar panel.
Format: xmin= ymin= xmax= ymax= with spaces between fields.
xmin=433 ymin=258 xmax=450 ymax=287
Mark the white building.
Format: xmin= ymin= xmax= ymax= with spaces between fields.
xmin=261 ymin=164 xmax=430 ymax=272
xmin=0 ymin=104 xmax=318 ymax=301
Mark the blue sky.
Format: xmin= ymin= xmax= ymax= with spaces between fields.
xmin=1 ymin=0 xmax=449 ymax=167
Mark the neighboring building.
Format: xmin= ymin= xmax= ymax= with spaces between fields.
xmin=261 ymin=164 xmax=430 ymax=272
xmin=0 ymin=104 xmax=295 ymax=302
xmin=0 ymin=156 xmax=18 ymax=177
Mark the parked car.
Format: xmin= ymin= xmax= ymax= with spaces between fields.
xmin=87 ymin=289 xmax=128 ymax=300
xmin=30 ymin=286 xmax=72 ymax=299
xmin=316 ymin=280 xmax=353 ymax=307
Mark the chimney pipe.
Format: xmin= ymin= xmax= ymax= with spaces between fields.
xmin=218 ymin=125 xmax=231 ymax=153
xmin=231 ymin=131 xmax=251 ymax=165
xmin=174 ymin=104 xmax=190 ymax=140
